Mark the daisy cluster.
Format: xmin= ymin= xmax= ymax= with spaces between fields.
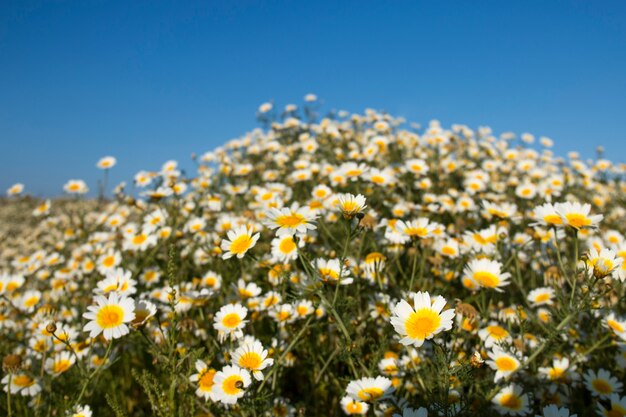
xmin=1 ymin=97 xmax=626 ymax=417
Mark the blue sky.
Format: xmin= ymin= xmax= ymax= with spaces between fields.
xmin=1 ymin=0 xmax=625 ymax=197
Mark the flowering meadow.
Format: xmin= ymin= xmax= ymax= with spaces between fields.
xmin=2 ymin=98 xmax=626 ymax=417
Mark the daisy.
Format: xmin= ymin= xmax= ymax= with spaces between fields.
xmin=6 ymin=183 xmax=24 ymax=196
xmin=532 ymin=203 xmax=563 ymax=227
xmin=463 ymin=259 xmax=511 ymax=291
xmin=479 ymin=322 xmax=512 ymax=348
xmin=538 ymin=357 xmax=576 ymax=382
xmin=45 ymin=351 xmax=75 ymax=376
xmin=82 ymin=292 xmax=136 ymax=340
xmin=312 ymin=258 xmax=353 ymax=285
xmin=70 ymin=405 xmax=93 ymax=417
xmin=405 ymin=158 xmax=429 ymax=176
xmin=586 ymin=248 xmax=622 ymax=279
xmin=584 ymin=368 xmax=623 ymax=399
xmin=536 ymin=405 xmax=576 ymax=417
xmin=486 ymin=348 xmax=522 ymax=382
xmin=231 ymin=340 xmax=274 ymax=380
xmin=213 ymin=303 xmax=247 ymax=342
xmin=492 ymin=384 xmax=530 ymax=416
xmin=346 ymin=376 xmax=394 ymax=402
xmin=212 ymin=365 xmax=252 ymax=405
xmin=555 ymin=202 xmax=603 ymax=229
xmin=264 ymin=204 xmax=317 ymax=236
xmin=596 ymin=394 xmax=626 ymax=417
xmin=340 ymin=396 xmax=369 ymax=415
xmin=64 ymin=179 xmax=89 ymax=194
xmin=527 ymin=287 xmax=555 ymax=307
xmin=396 ymin=218 xmax=435 ymax=241
xmin=32 ymin=199 xmax=51 ymax=216
xmin=189 ymin=359 xmax=217 ymax=401
xmin=605 ymin=313 xmax=626 ymax=340
xmin=271 ymin=234 xmax=302 ymax=262
xmin=390 ymin=291 xmax=455 ymax=347
xmin=337 ymin=193 xmax=367 ymax=220
xmin=131 ymin=300 xmax=157 ymax=327
xmin=97 ymin=156 xmax=116 ymax=169
xmin=1 ymin=373 xmax=41 ymax=396
xmin=221 ymin=225 xmax=260 ymax=259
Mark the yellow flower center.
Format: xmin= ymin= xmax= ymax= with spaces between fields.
xmin=13 ymin=375 xmax=34 ymax=387
xmin=279 ymin=237 xmax=296 ymax=253
xmin=592 ymin=379 xmax=613 ymax=394
xmin=405 ymin=308 xmax=441 ymax=340
xmin=487 ymin=325 xmax=508 ymax=339
xmin=543 ymin=214 xmax=563 ymax=225
xmin=565 ymin=213 xmax=590 ymax=228
xmin=24 ymin=296 xmax=39 ymax=308
xmin=103 ymin=256 xmax=115 ymax=267
xmin=229 ymin=235 xmax=253 ymax=255
xmin=499 ymin=393 xmax=522 ymax=410
xmin=276 ymin=213 xmax=306 ymax=228
xmin=199 ymin=369 xmax=216 ymax=391
xmin=319 ymin=268 xmax=339 ymax=282
xmin=133 ymin=235 xmax=147 ymax=245
xmin=608 ymin=319 xmax=625 ymax=333
xmin=495 ymin=357 xmax=518 ymax=372
xmin=222 ymin=375 xmax=244 ymax=396
xmin=53 ymin=359 xmax=72 ymax=374
xmin=96 ymin=305 xmax=124 ymax=328
xmin=442 ymin=246 xmax=456 ymax=256
xmin=222 ymin=313 xmax=241 ymax=329
xmin=605 ymin=405 xmax=626 ymax=417
xmin=535 ymin=293 xmax=551 ymax=303
xmin=238 ymin=352 xmax=262 ymax=370
xmin=357 ymin=387 xmax=384 ymax=401
xmin=474 ymin=271 xmax=500 ymax=288
xmin=405 ymin=227 xmax=428 ymax=237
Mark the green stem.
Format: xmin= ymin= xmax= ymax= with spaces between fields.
xmin=75 ymin=340 xmax=114 ymax=406
xmin=257 ymin=316 xmax=313 ymax=393
xmin=6 ymin=374 xmax=11 ymax=417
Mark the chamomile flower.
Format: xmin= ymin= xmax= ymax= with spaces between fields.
xmin=1 ymin=373 xmax=41 ymax=396
xmin=486 ymin=348 xmax=522 ymax=382
xmin=231 ymin=340 xmax=274 ymax=380
xmin=527 ymin=287 xmax=555 ymax=307
xmin=312 ymin=258 xmax=353 ymax=285
xmin=70 ymin=405 xmax=93 ymax=417
xmin=536 ymin=405 xmax=576 ymax=417
xmin=492 ymin=384 xmax=529 ymax=415
xmin=97 ymin=156 xmax=117 ymax=169
xmin=390 ymin=291 xmax=455 ymax=347
xmin=189 ymin=360 xmax=217 ymax=401
xmin=221 ymin=225 xmax=260 ymax=259
xmin=337 ymin=193 xmax=367 ymax=220
xmin=341 ymin=396 xmax=369 ymax=415
xmin=264 ymin=204 xmax=317 ymax=236
xmin=82 ymin=292 xmax=135 ymax=340
xmin=555 ymin=202 xmax=603 ymax=229
xmin=45 ymin=351 xmax=75 ymax=376
xmin=213 ymin=303 xmax=248 ymax=342
xmin=213 ymin=365 xmax=251 ymax=405
xmin=584 ymin=368 xmax=623 ymax=399
xmin=586 ymin=248 xmax=622 ymax=279
xmin=464 ymin=259 xmax=511 ymax=291
xmin=396 ymin=218 xmax=435 ymax=241
xmin=346 ymin=376 xmax=394 ymax=402
xmin=64 ymin=179 xmax=89 ymax=194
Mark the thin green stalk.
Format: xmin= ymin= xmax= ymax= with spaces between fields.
xmin=257 ymin=316 xmax=313 ymax=393
xmin=74 ymin=340 xmax=114 ymax=406
xmin=6 ymin=374 xmax=11 ymax=417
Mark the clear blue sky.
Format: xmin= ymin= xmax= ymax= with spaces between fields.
xmin=1 ymin=0 xmax=625 ymax=197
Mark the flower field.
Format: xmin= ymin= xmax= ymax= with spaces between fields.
xmin=1 ymin=99 xmax=626 ymax=417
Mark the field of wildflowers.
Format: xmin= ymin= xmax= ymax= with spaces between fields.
xmin=1 ymin=97 xmax=626 ymax=417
